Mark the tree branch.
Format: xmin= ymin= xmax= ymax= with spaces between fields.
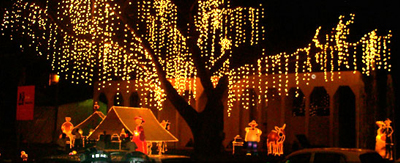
xmin=187 ymin=36 xmax=214 ymax=96
xmin=209 ymin=51 xmax=230 ymax=74
xmin=215 ymin=75 xmax=229 ymax=99
xmin=114 ymin=5 xmax=199 ymax=122
xmin=184 ymin=3 xmax=214 ymax=97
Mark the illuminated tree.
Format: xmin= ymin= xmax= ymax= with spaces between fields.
xmin=2 ymin=0 xmax=391 ymax=156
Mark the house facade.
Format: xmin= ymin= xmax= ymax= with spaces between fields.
xmin=93 ymin=71 xmax=394 ymax=152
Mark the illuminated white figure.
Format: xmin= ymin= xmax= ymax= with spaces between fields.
xmin=20 ymin=151 xmax=28 ymax=161
xmin=244 ymin=120 xmax=262 ymax=156
xmin=376 ymin=118 xmax=394 ymax=160
xmin=61 ymin=117 xmax=75 ymax=149
xmin=267 ymin=124 xmax=286 ymax=156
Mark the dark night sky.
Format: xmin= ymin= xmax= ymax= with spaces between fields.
xmin=1 ymin=0 xmax=398 ymax=84
xmin=262 ymin=0 xmax=398 ymax=54
xmin=0 ymin=0 xmax=399 ymax=146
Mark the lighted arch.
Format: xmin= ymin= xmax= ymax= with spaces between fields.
xmin=99 ymin=92 xmax=108 ymax=105
xmin=288 ymin=88 xmax=305 ymax=117
xmin=130 ymin=91 xmax=140 ymax=107
xmin=310 ymin=87 xmax=330 ymax=116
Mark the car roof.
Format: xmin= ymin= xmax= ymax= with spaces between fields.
xmin=288 ymin=148 xmax=376 ymax=155
xmin=286 ymin=147 xmax=378 ymax=160
xmin=284 ymin=148 xmax=383 ymax=162
xmin=285 ymin=147 xmax=381 ymax=162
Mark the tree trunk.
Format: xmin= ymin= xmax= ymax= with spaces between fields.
xmin=118 ymin=6 xmax=229 ymax=156
xmin=191 ymin=93 xmax=225 ymax=158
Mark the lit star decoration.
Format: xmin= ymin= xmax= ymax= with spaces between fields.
xmin=1 ymin=1 xmax=391 ymax=115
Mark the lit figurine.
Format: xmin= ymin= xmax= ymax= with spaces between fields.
xmin=61 ymin=117 xmax=75 ymax=149
xmin=69 ymin=150 xmax=77 ymax=155
xmin=244 ymin=120 xmax=262 ymax=156
xmin=267 ymin=124 xmax=286 ymax=156
xmin=74 ymin=128 xmax=84 ymax=149
xmin=157 ymin=120 xmax=170 ymax=155
xmin=132 ymin=116 xmax=147 ymax=154
xmin=232 ymin=135 xmax=244 ymax=155
xmin=376 ymin=118 xmax=394 ymax=160
xmin=93 ymin=101 xmax=100 ymax=112
xmin=20 ymin=151 xmax=28 ymax=161
xmin=78 ymin=128 xmax=85 ymax=147
xmin=120 ymin=128 xmax=128 ymax=141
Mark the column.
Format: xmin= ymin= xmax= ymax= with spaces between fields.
xmin=329 ymin=92 xmax=335 ymax=147
xmin=304 ymin=93 xmax=310 ymax=137
xmin=280 ymin=95 xmax=286 ymax=125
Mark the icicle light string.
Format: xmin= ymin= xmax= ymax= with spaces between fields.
xmin=227 ymin=14 xmax=391 ymax=116
xmin=2 ymin=1 xmax=391 ymax=115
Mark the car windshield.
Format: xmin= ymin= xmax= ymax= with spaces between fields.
xmin=359 ymin=152 xmax=384 ymax=163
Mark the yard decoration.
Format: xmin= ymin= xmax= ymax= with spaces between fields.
xmin=132 ymin=116 xmax=147 ymax=154
xmin=74 ymin=128 xmax=84 ymax=149
xmin=78 ymin=129 xmax=85 ymax=147
xmin=232 ymin=135 xmax=244 ymax=155
xmin=244 ymin=120 xmax=262 ymax=156
xmin=61 ymin=117 xmax=75 ymax=149
xmin=20 ymin=151 xmax=28 ymax=161
xmin=120 ymin=128 xmax=128 ymax=140
xmin=267 ymin=124 xmax=286 ymax=156
xmin=376 ymin=118 xmax=394 ymax=160
xmin=157 ymin=120 xmax=171 ymax=155
xmin=87 ymin=107 xmax=178 ymax=151
xmin=93 ymin=101 xmax=100 ymax=112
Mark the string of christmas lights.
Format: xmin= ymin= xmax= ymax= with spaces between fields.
xmin=226 ymin=14 xmax=391 ymax=116
xmin=1 ymin=0 xmax=391 ymax=115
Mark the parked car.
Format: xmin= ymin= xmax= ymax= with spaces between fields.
xmin=282 ymin=148 xmax=385 ymax=163
xmin=150 ymin=154 xmax=193 ymax=163
xmin=80 ymin=147 xmax=111 ymax=163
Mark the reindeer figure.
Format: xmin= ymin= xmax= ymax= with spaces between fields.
xmin=267 ymin=124 xmax=286 ymax=156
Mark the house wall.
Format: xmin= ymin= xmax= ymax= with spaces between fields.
xmin=224 ymin=71 xmax=365 ymax=153
xmin=92 ymin=71 xmax=369 ymax=152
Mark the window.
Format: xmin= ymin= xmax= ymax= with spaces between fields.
xmin=129 ymin=91 xmax=140 ymax=107
xmin=290 ymin=88 xmax=305 ymax=116
xmin=310 ymin=87 xmax=330 ymax=116
xmin=99 ymin=93 xmax=108 ymax=105
xmin=359 ymin=152 xmax=384 ymax=163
